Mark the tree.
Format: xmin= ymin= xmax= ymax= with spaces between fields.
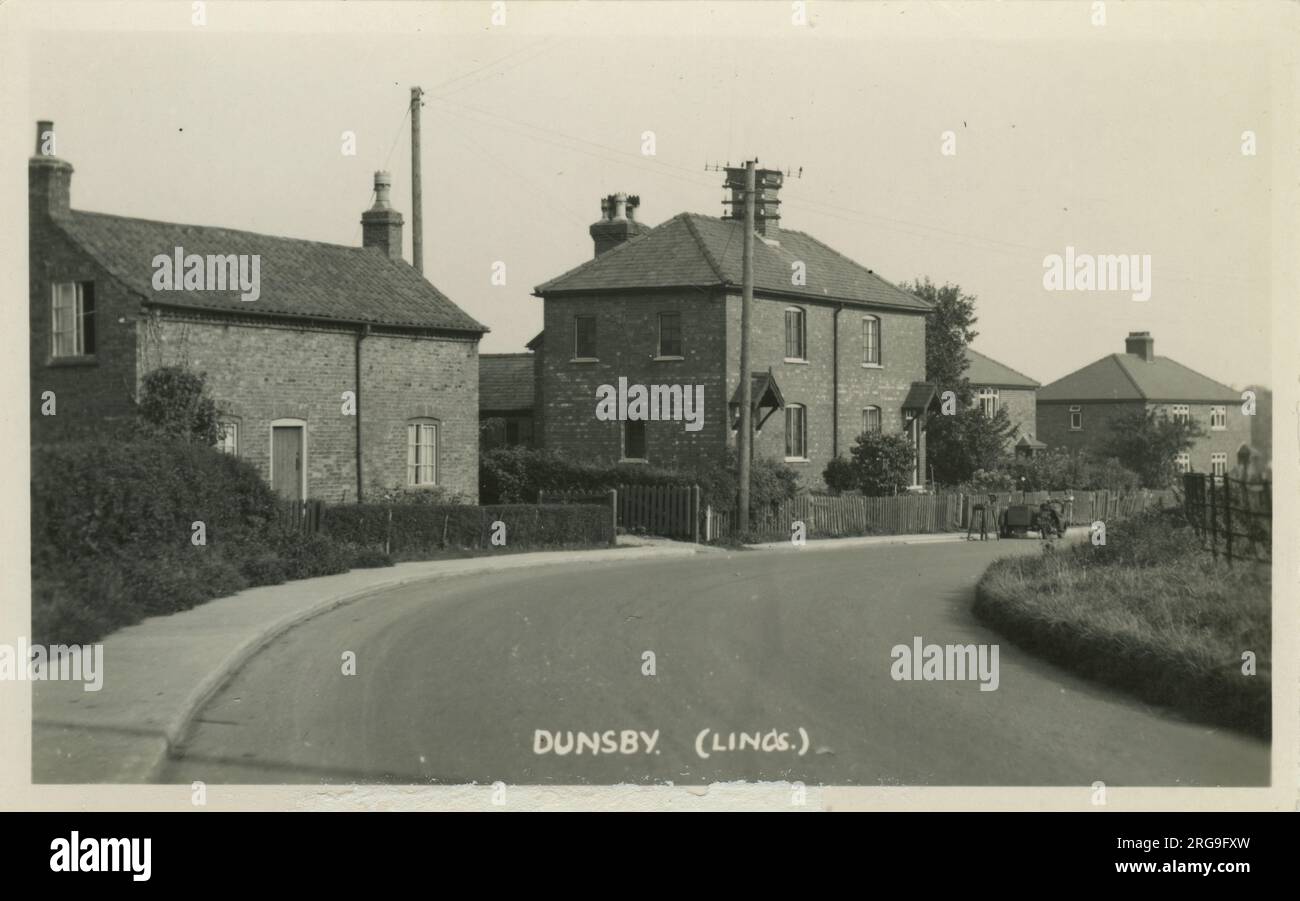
xmin=903 ymin=277 xmax=979 ymax=405
xmin=1101 ymin=408 xmax=1206 ymax=488
xmin=926 ymin=406 xmax=1016 ymax=485
xmin=824 ymin=431 xmax=916 ymax=496
xmin=136 ymin=366 xmax=221 ymax=445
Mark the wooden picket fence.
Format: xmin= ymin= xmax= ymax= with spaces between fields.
xmin=705 ymin=492 xmax=965 ymax=542
xmin=960 ymin=488 xmax=1177 ymax=529
xmin=278 ymin=497 xmax=324 ymax=534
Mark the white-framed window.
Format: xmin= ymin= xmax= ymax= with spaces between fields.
xmin=862 ymin=405 xmax=882 ymax=434
xmin=657 ymin=312 xmax=682 ymax=358
xmin=1210 ymin=405 xmax=1226 ymax=430
xmin=1169 ymin=404 xmax=1190 ymax=424
xmin=978 ymin=387 xmax=1000 ymax=419
xmin=862 ymin=315 xmax=881 ymax=366
xmin=622 ymin=420 xmax=647 ymax=461
xmin=51 ymin=281 xmax=95 ymax=358
xmin=785 ymin=404 xmax=807 ymax=460
xmin=784 ymin=307 xmax=807 ymax=361
xmin=1069 ymin=405 xmax=1083 ymax=430
xmin=1210 ymin=452 xmax=1227 ymax=477
xmin=407 ymin=419 xmax=438 ymax=486
xmin=1175 ymin=452 xmax=1190 ymax=474
xmin=573 ymin=315 xmax=597 ymax=360
xmin=216 ymin=420 xmax=239 ymax=456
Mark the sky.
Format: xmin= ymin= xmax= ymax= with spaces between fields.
xmin=16 ymin=1 xmax=1279 ymax=389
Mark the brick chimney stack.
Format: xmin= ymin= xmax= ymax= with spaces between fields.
xmin=589 ymin=192 xmax=650 ymax=257
xmin=725 ymin=166 xmax=783 ymax=238
xmin=361 ymin=171 xmax=404 ymax=262
xmin=29 ymin=120 xmax=73 ymax=221
xmin=1125 ymin=331 xmax=1155 ymax=362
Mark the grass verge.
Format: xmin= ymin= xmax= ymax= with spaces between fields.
xmin=973 ymin=508 xmax=1270 ymax=737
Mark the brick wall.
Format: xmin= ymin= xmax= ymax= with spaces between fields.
xmin=537 ymin=290 xmax=729 ymax=471
xmin=138 ymin=315 xmax=480 ymax=503
xmin=724 ymin=293 xmax=928 ymax=487
xmin=30 ymin=222 xmax=140 ymax=441
xmin=1038 ymin=399 xmax=1251 ymax=472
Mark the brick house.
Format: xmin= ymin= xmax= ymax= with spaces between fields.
xmin=1037 ymin=332 xmax=1250 ymax=477
xmin=963 ymin=347 xmax=1040 ymax=449
xmin=530 ymin=174 xmax=934 ymax=489
xmin=29 ymin=121 xmax=486 ymax=502
xmin=479 ymin=353 xmax=536 ymax=449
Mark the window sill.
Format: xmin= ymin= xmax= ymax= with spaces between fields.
xmin=784 ymin=357 xmax=810 ymax=365
xmin=653 ymin=355 xmax=685 ymax=362
xmin=571 ymin=357 xmax=599 ymax=364
xmin=861 ymin=362 xmax=883 ymax=369
xmin=47 ymin=354 xmax=97 ymax=367
xmin=619 ymin=458 xmax=648 ymax=465
xmin=784 ymin=457 xmax=811 ymax=464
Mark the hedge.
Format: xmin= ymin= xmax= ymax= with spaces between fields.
xmin=322 ymin=503 xmax=615 ymax=553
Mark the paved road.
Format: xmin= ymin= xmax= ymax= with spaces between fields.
xmin=161 ymin=540 xmax=1268 ymax=786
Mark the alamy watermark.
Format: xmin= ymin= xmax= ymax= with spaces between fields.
xmin=151 ymin=246 xmax=261 ymax=301
xmin=0 ymin=638 xmax=103 ymax=691
xmin=1042 ymin=246 xmax=1151 ymax=302
xmin=595 ymin=376 xmax=704 ymax=432
xmin=890 ymin=636 xmax=999 ymax=692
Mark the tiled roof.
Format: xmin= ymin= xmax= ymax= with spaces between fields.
xmin=1038 ymin=353 xmax=1239 ymax=403
xmin=479 ymin=353 xmax=535 ymax=411
xmin=964 ymin=347 xmax=1040 ymax=389
xmin=535 ymin=213 xmax=931 ymax=312
xmin=55 ymin=210 xmax=486 ymax=333
xmin=902 ymin=382 xmax=937 ymax=410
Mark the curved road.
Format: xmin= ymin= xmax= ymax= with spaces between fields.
xmin=161 ymin=540 xmax=1268 ymax=786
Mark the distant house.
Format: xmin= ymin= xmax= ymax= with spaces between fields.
xmin=1244 ymin=384 xmax=1272 ymax=465
xmin=29 ymin=121 xmax=486 ymax=502
xmin=479 ymin=353 xmax=536 ymax=449
xmin=963 ymin=347 xmax=1039 ymax=447
xmin=1037 ymin=332 xmax=1250 ymax=477
xmin=529 ymin=174 xmax=935 ymax=489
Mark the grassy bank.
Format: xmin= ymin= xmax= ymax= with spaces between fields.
xmin=974 ymin=508 xmax=1270 ymax=737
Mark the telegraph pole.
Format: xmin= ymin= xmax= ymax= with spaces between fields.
xmin=410 ymin=86 xmax=424 ymax=275
xmin=738 ymin=159 xmax=756 ymax=531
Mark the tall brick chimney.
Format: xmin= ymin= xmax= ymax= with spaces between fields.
xmin=589 ymin=192 xmax=650 ymax=257
xmin=1125 ymin=331 xmax=1155 ymax=362
xmin=361 ymin=171 xmax=404 ymax=262
xmin=29 ymin=120 xmax=73 ymax=221
xmin=725 ymin=166 xmax=783 ymax=238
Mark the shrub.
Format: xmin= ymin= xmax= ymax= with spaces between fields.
xmin=834 ymin=431 xmax=915 ymax=496
xmin=344 ymin=545 xmax=395 ymax=569
xmin=1001 ymin=449 xmax=1140 ymax=492
xmin=822 ymin=456 xmax=861 ymax=494
xmin=136 ymin=365 xmax=222 ymax=445
xmin=240 ymin=555 xmax=288 ymax=587
xmin=274 ymin=532 xmax=355 ymax=581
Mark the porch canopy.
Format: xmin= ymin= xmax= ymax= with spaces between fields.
xmin=730 ymin=370 xmax=785 ymax=432
xmin=901 ymin=381 xmax=937 ymax=415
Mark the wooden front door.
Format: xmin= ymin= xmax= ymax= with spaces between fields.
xmin=272 ymin=425 xmax=304 ymax=500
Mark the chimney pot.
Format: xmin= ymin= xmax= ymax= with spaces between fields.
xmin=361 ymin=170 xmax=404 ymax=262
xmin=29 ymin=120 xmax=73 ymax=220
xmin=1124 ymin=331 xmax=1155 ymax=362
xmin=589 ymin=191 xmax=650 ymax=257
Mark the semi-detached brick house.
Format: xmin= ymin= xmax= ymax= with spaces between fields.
xmin=29 ymin=121 xmax=486 ymax=503
xmin=963 ymin=346 xmax=1040 ymax=451
xmin=1037 ymin=332 xmax=1250 ymax=477
xmin=530 ymin=173 xmax=935 ymax=489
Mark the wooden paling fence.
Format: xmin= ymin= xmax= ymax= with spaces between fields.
xmin=278 ymin=497 xmax=324 ymax=534
xmin=539 ymin=485 xmax=699 ymax=542
xmin=1182 ymin=473 xmax=1271 ymax=564
xmin=960 ymin=488 xmax=1177 ymax=529
xmin=705 ymin=492 xmax=965 ymax=542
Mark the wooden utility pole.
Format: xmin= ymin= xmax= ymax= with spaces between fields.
xmin=737 ymin=160 xmax=756 ymax=530
xmin=410 ymin=86 xmax=424 ymax=275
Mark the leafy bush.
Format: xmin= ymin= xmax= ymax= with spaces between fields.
xmin=136 ymin=365 xmax=221 ymax=445
xmin=344 ymin=545 xmax=396 ymax=569
xmin=1102 ymin=408 xmax=1206 ymax=488
xmin=827 ymin=431 xmax=915 ymax=496
xmin=240 ymin=555 xmax=288 ymax=587
xmin=1000 ymin=449 xmax=1140 ymax=492
xmin=372 ymin=485 xmax=472 ymax=505
xmin=32 ymin=439 xmax=279 ymax=569
xmin=274 ymin=532 xmax=355 ymax=581
xmin=925 ymin=406 xmax=1015 ymax=485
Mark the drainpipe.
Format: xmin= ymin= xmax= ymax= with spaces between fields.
xmin=832 ymin=303 xmax=842 ymax=458
xmin=355 ymin=324 xmax=370 ymax=502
